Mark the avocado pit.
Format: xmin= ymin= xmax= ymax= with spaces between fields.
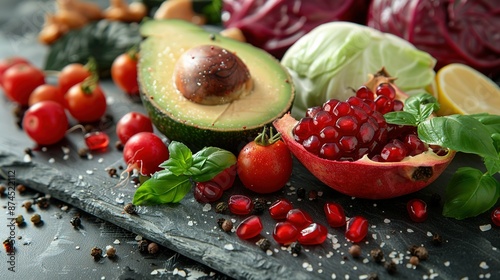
xmin=174 ymin=44 xmax=253 ymax=105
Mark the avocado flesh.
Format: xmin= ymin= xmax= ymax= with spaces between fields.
xmin=138 ymin=20 xmax=294 ymax=151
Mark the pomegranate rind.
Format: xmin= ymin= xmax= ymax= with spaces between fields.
xmin=273 ymin=113 xmax=455 ymax=199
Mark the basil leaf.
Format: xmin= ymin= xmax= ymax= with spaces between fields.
xmin=418 ymin=115 xmax=498 ymax=159
xmin=403 ymin=93 xmax=439 ymax=117
xmin=160 ymin=141 xmax=193 ymax=175
xmin=384 ymin=111 xmax=417 ymax=126
xmin=484 ymin=157 xmax=500 ymax=175
xmin=188 ymin=147 xmax=237 ymax=182
xmin=44 ymin=20 xmax=142 ymax=77
xmin=133 ymin=173 xmax=192 ymax=205
xmin=471 ymin=113 xmax=500 ymax=135
xmin=443 ymin=167 xmax=500 ymax=219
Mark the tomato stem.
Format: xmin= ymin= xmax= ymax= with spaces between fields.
xmin=254 ymin=126 xmax=282 ymax=146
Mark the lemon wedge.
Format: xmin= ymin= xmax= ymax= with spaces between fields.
xmin=436 ymin=63 xmax=500 ymax=116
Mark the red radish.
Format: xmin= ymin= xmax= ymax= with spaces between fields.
xmin=122 ymin=132 xmax=169 ymax=176
xmin=236 ymin=215 xmax=262 ymax=240
xmin=273 ymin=221 xmax=299 ymax=245
xmin=116 ymin=112 xmax=154 ymax=144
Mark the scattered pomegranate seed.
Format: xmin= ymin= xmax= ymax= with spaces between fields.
xmin=345 ymin=216 xmax=369 ymax=242
xmin=324 ymin=202 xmax=346 ymax=227
xmin=286 ymin=208 xmax=313 ymax=230
xmin=491 ymin=207 xmax=500 ymax=226
xmin=194 ymin=181 xmax=224 ymax=203
xmin=407 ymin=199 xmax=428 ymax=223
xmin=298 ymin=223 xmax=328 ymax=245
xmin=236 ymin=215 xmax=263 ymax=240
xmin=273 ymin=221 xmax=299 ymax=245
xmin=268 ymin=198 xmax=293 ymax=220
xmin=228 ymin=195 xmax=254 ymax=215
xmin=84 ymin=131 xmax=109 ymax=151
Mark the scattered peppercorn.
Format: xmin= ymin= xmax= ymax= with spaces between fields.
xmin=123 ymin=203 xmax=136 ymax=214
xmin=409 ymin=256 xmax=420 ymax=266
xmin=106 ymin=246 xmax=117 ymax=258
xmin=384 ymin=260 xmax=397 ymax=274
xmin=349 ymin=244 xmax=362 ymax=258
xmin=148 ymin=242 xmax=159 ymax=254
xmin=70 ymin=216 xmax=82 ymax=228
xmin=78 ymin=148 xmax=89 ymax=158
xmin=16 ymin=184 xmax=27 ymax=194
xmin=296 ymin=187 xmax=306 ymax=199
xmin=15 ymin=215 xmax=24 ymax=225
xmin=0 ymin=184 xmax=6 ymax=195
xmin=107 ymin=168 xmax=118 ymax=177
xmin=252 ymin=198 xmax=267 ymax=215
xmin=22 ymin=200 xmax=33 ymax=210
xmin=366 ymin=272 xmax=379 ymax=280
xmin=115 ymin=140 xmax=124 ymax=151
xmin=308 ymin=190 xmax=318 ymax=201
xmin=410 ymin=245 xmax=429 ymax=260
xmin=221 ymin=219 xmax=233 ymax=233
xmin=432 ymin=233 xmax=443 ymax=246
xmin=91 ymin=246 xmax=103 ymax=261
xmin=84 ymin=124 xmax=95 ymax=133
xmin=36 ymin=196 xmax=50 ymax=209
xmin=24 ymin=147 xmax=33 ymax=157
xmin=3 ymin=239 xmax=14 ymax=253
xmin=289 ymin=241 xmax=302 ymax=256
xmin=30 ymin=213 xmax=42 ymax=224
xmin=138 ymin=239 xmax=149 ymax=253
xmin=370 ymin=248 xmax=384 ymax=263
xmin=215 ymin=202 xmax=228 ymax=214
xmin=256 ymin=238 xmax=271 ymax=251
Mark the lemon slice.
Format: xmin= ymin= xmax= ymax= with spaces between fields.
xmin=436 ymin=63 xmax=500 ymax=116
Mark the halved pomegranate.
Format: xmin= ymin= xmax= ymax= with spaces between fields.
xmin=273 ymin=69 xmax=455 ymax=199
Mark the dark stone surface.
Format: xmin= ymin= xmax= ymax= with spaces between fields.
xmin=0 ymin=1 xmax=499 ymax=279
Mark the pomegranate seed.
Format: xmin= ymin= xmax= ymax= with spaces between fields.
xmin=336 ymin=116 xmax=358 ymax=134
xmin=404 ymin=134 xmax=427 ymax=156
xmin=376 ymin=83 xmax=396 ymax=100
xmin=306 ymin=106 xmax=321 ymax=118
xmin=345 ymin=216 xmax=368 ymax=242
xmin=322 ymin=99 xmax=340 ymax=113
xmin=347 ymin=96 xmax=365 ymax=106
xmin=313 ymin=111 xmax=335 ymax=128
xmin=374 ymin=95 xmax=393 ymax=114
xmin=338 ymin=136 xmax=358 ymax=153
xmin=302 ymin=135 xmax=321 ymax=154
xmin=293 ymin=117 xmax=314 ymax=142
xmin=355 ymin=86 xmax=374 ymax=101
xmin=298 ymin=223 xmax=328 ymax=245
xmin=320 ymin=143 xmax=340 ymax=160
xmin=324 ymin=202 xmax=346 ymax=227
xmin=228 ymin=195 xmax=253 ymax=215
xmin=492 ymin=207 xmax=500 ymax=227
xmin=269 ymin=198 xmax=293 ymax=220
xmin=286 ymin=208 xmax=313 ymax=230
xmin=380 ymin=139 xmax=407 ymax=162
xmin=407 ymin=199 xmax=428 ymax=222
xmin=352 ymin=106 xmax=369 ymax=123
xmin=236 ymin=215 xmax=262 ymax=240
xmin=393 ymin=99 xmax=404 ymax=111
xmin=273 ymin=221 xmax=299 ymax=245
xmin=194 ymin=181 xmax=224 ymax=203
xmin=333 ymin=101 xmax=352 ymax=116
xmin=319 ymin=126 xmax=339 ymax=142
xmin=84 ymin=131 xmax=109 ymax=151
xmin=358 ymin=122 xmax=375 ymax=145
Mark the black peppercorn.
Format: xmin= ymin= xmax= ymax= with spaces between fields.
xmin=370 ymin=248 xmax=384 ymax=263
xmin=252 ymin=198 xmax=267 ymax=215
xmin=70 ymin=216 xmax=81 ymax=228
xmin=384 ymin=260 xmax=397 ymax=274
xmin=409 ymin=256 xmax=419 ymax=266
xmin=308 ymin=190 xmax=318 ymax=201
xmin=91 ymin=246 xmax=103 ymax=261
xmin=0 ymin=184 xmax=6 ymax=195
xmin=432 ymin=233 xmax=443 ymax=246
xmin=17 ymin=184 xmax=27 ymax=194
xmin=78 ymin=148 xmax=89 ymax=158
xmin=411 ymin=246 xmax=429 ymax=260
xmin=366 ymin=272 xmax=379 ymax=280
xmin=221 ymin=219 xmax=233 ymax=232
xmin=296 ymin=187 xmax=306 ymax=199
xmin=290 ymin=241 xmax=302 ymax=255
xmin=138 ymin=239 xmax=149 ymax=253
xmin=36 ymin=196 xmax=50 ymax=209
xmin=115 ymin=141 xmax=124 ymax=151
xmin=106 ymin=246 xmax=117 ymax=258
xmin=256 ymin=238 xmax=271 ymax=251
xmin=24 ymin=147 xmax=33 ymax=157
xmin=123 ymin=203 xmax=136 ymax=214
xmin=215 ymin=202 xmax=228 ymax=214
xmin=107 ymin=168 xmax=118 ymax=177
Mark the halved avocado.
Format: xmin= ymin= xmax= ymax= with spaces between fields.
xmin=138 ymin=19 xmax=295 ymax=152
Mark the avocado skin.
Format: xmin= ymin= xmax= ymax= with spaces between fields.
xmin=138 ymin=19 xmax=294 ymax=153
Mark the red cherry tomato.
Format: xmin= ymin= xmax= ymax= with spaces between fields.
xmin=111 ymin=52 xmax=139 ymax=95
xmin=2 ymin=64 xmax=45 ymax=106
xmin=58 ymin=63 xmax=92 ymax=94
xmin=0 ymin=56 xmax=30 ymax=87
xmin=237 ymin=127 xmax=293 ymax=194
xmin=22 ymin=100 xmax=68 ymax=146
xmin=123 ymin=132 xmax=169 ymax=176
xmin=116 ymin=112 xmax=153 ymax=144
xmin=28 ymin=84 xmax=65 ymax=107
xmin=65 ymin=81 xmax=107 ymax=123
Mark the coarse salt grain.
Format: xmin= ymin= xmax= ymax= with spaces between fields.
xmin=479 ymin=261 xmax=489 ymax=269
xmin=48 ymin=158 xmax=55 ymax=163
xmin=444 ymin=261 xmax=450 ymax=266
xmin=113 ymin=239 xmax=120 ymax=245
xmin=384 ymin=218 xmax=391 ymax=223
xmin=202 ymin=203 xmax=211 ymax=212
xmin=224 ymin=244 xmax=234 ymax=250
xmin=479 ymin=224 xmax=492 ymax=231
xmin=407 ymin=228 xmax=414 ymax=233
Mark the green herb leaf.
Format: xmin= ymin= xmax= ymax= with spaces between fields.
xmin=188 ymin=147 xmax=237 ymax=182
xmin=443 ymin=167 xmax=500 ymax=219
xmin=403 ymin=93 xmax=439 ymax=118
xmin=418 ymin=115 xmax=498 ymax=159
xmin=159 ymin=141 xmax=193 ymax=175
xmin=471 ymin=113 xmax=500 ymax=135
xmin=133 ymin=171 xmax=192 ymax=205
xmin=384 ymin=111 xmax=418 ymax=126
xmin=44 ymin=20 xmax=142 ymax=77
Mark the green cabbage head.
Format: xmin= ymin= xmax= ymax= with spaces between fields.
xmin=281 ymin=21 xmax=436 ymax=118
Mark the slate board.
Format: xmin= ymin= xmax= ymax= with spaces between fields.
xmin=1 ymin=2 xmax=500 ymax=279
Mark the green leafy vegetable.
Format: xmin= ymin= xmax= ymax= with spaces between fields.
xmin=44 ymin=20 xmax=142 ymax=77
xmin=385 ymin=93 xmax=500 ymax=219
xmin=442 ymin=168 xmax=500 ymax=220
xmin=133 ymin=141 xmax=236 ymax=205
